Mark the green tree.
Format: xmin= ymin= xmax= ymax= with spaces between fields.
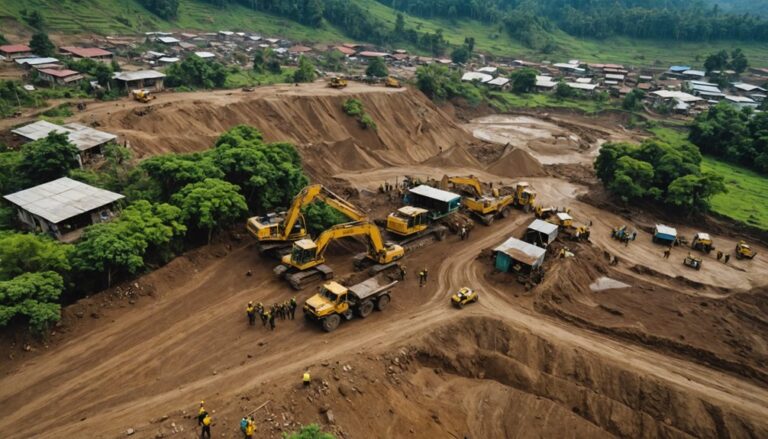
xmin=0 ymin=271 xmax=63 ymax=333
xmin=293 ymin=56 xmax=316 ymax=83
xmin=324 ymin=49 xmax=345 ymax=72
xmin=165 ymin=55 xmax=227 ymax=89
xmin=138 ymin=0 xmax=179 ymax=19
xmin=0 ymin=232 xmax=71 ymax=281
xmin=704 ymin=50 xmax=729 ymax=74
xmin=665 ymin=172 xmax=726 ymax=212
xmin=415 ymin=64 xmax=452 ymax=99
xmin=394 ymin=13 xmax=405 ymax=35
xmin=171 ymin=178 xmax=248 ymax=243
xmin=29 ymin=32 xmax=55 ymax=57
xmin=608 ymin=156 xmax=654 ymax=201
xmin=71 ymin=222 xmax=146 ymax=288
xmin=622 ymin=89 xmax=646 ymax=111
xmin=94 ymin=63 xmax=113 ymax=87
xmin=283 ymin=424 xmax=336 ymax=439
xmin=18 ymin=132 xmax=80 ymax=186
xmin=23 ymin=11 xmax=45 ymax=29
xmin=729 ymin=48 xmax=749 ymax=74
xmin=302 ymin=202 xmax=345 ymax=236
xmin=555 ymin=81 xmax=576 ymax=99
xmin=0 ymin=150 xmax=23 ymax=194
xmin=304 ymin=0 xmax=324 ymax=27
xmin=365 ymin=57 xmax=388 ymax=77
xmin=509 ymin=68 xmax=536 ymax=93
xmin=137 ymin=153 xmax=224 ymax=200
xmin=450 ymin=45 xmax=470 ymax=64
xmin=253 ymin=49 xmax=268 ymax=73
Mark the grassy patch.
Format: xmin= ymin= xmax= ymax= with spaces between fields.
xmin=488 ymin=91 xmax=614 ymax=114
xmin=223 ymin=68 xmax=296 ymax=88
xmin=701 ymin=157 xmax=768 ymax=230
xmin=649 ymin=126 xmax=768 ymax=230
xmin=41 ymin=103 xmax=73 ymax=118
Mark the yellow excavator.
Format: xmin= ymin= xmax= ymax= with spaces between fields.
xmin=385 ymin=77 xmax=401 ymax=88
xmin=246 ymin=184 xmax=366 ymax=257
xmin=130 ymin=89 xmax=156 ymax=103
xmin=328 ymin=77 xmax=348 ymax=88
xmin=546 ymin=211 xmax=591 ymax=241
xmin=441 ymin=175 xmax=514 ymax=225
xmin=274 ymin=221 xmax=405 ymax=289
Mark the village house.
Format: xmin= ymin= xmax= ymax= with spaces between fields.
xmin=15 ymin=57 xmax=61 ymax=70
xmin=3 ymin=177 xmax=124 ymax=242
xmin=12 ymin=120 xmax=118 ymax=166
xmin=113 ymin=70 xmax=166 ymax=92
xmin=36 ymin=68 xmax=84 ymax=86
xmin=60 ymin=46 xmax=114 ymax=62
xmin=0 ymin=44 xmax=33 ymax=61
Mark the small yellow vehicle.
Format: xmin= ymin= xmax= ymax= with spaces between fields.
xmin=451 ymin=287 xmax=478 ymax=308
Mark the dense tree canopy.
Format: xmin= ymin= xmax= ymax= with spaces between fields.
xmin=509 ymin=68 xmax=536 ymax=94
xmin=293 ymin=56 xmax=316 ymax=83
xmin=171 ymin=178 xmax=248 ymax=243
xmin=690 ymin=103 xmax=768 ymax=174
xmin=0 ymin=233 xmax=71 ymax=281
xmin=165 ymin=55 xmax=227 ymax=89
xmin=138 ymin=0 xmax=179 ymax=19
xmin=29 ymin=32 xmax=55 ymax=57
xmin=595 ymin=139 xmax=725 ymax=211
xmin=18 ymin=132 xmax=80 ymax=186
xmin=365 ymin=57 xmax=389 ymax=78
xmin=0 ymin=271 xmax=63 ymax=333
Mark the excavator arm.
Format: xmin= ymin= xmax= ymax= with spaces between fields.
xmin=442 ymin=175 xmax=484 ymax=198
xmin=280 ymin=184 xmax=366 ymax=239
xmin=311 ymin=221 xmax=403 ymax=263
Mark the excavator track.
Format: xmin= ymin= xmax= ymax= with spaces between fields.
xmin=285 ymin=264 xmax=334 ymax=290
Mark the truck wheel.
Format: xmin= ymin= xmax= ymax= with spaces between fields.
xmin=376 ymin=294 xmax=390 ymax=311
xmin=501 ymin=207 xmax=511 ymax=218
xmin=435 ymin=228 xmax=446 ymax=241
xmin=322 ymin=315 xmax=341 ymax=332
xmin=359 ymin=300 xmax=374 ymax=318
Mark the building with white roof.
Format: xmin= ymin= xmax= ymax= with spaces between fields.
xmin=476 ymin=66 xmax=498 ymax=74
xmin=14 ymin=57 xmax=60 ymax=67
xmin=732 ymin=82 xmax=766 ymax=93
xmin=487 ymin=77 xmax=510 ymax=89
xmin=113 ymin=70 xmax=166 ymax=92
xmin=194 ymin=51 xmax=216 ymax=59
xmin=461 ymin=72 xmax=493 ymax=83
xmin=157 ymin=36 xmax=180 ymax=45
xmin=12 ymin=120 xmax=118 ymax=166
xmin=3 ymin=177 xmax=124 ymax=242
xmin=724 ymin=95 xmax=758 ymax=109
xmin=494 ymin=236 xmax=547 ymax=272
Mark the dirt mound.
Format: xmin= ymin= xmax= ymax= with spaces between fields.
xmin=486 ymin=145 xmax=547 ymax=178
xmin=87 ymin=86 xmax=474 ymax=177
xmin=421 ymin=144 xmax=481 ymax=168
xmin=532 ymin=243 xmax=768 ymax=385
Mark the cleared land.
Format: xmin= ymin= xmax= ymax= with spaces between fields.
xmin=1 ymin=84 xmax=768 ymax=438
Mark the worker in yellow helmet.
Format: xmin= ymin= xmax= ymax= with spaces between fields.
xmin=303 ymin=370 xmax=311 ymax=387
xmin=201 ymin=412 xmax=212 ymax=439
xmin=246 ymin=301 xmax=256 ymax=326
xmin=197 ymin=401 xmax=207 ymax=425
xmin=245 ymin=416 xmax=256 ymax=438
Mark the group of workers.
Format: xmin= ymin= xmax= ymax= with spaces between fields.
xmin=246 ymin=298 xmax=298 ymax=330
xmin=196 ymin=401 xmax=260 ymax=439
xmin=716 ymin=251 xmax=731 ymax=264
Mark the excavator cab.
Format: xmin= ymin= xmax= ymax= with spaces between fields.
xmin=285 ymin=239 xmax=321 ymax=270
xmin=387 ymin=206 xmax=429 ymax=236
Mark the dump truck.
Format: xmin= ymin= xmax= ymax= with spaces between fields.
xmin=441 ymin=175 xmax=514 ymax=225
xmin=303 ymin=277 xmax=398 ymax=332
xmin=328 ymin=77 xmax=348 ymax=88
xmin=130 ymin=89 xmax=156 ymax=103
xmin=275 ymin=221 xmax=404 ymax=289
xmin=735 ymin=240 xmax=757 ymax=259
xmin=691 ymin=233 xmax=714 ymax=253
xmin=247 ymin=184 xmax=366 ymax=257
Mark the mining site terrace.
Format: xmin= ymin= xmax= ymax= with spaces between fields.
xmin=2 ymin=82 xmax=768 ymax=439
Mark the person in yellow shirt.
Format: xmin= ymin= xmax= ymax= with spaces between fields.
xmin=201 ymin=412 xmax=212 ymax=439
xmin=303 ymin=370 xmax=311 ymax=387
xmin=245 ymin=416 xmax=256 ymax=439
xmin=246 ymin=301 xmax=256 ymax=326
xmin=197 ymin=401 xmax=207 ymax=425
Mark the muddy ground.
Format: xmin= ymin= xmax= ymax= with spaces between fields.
xmin=2 ymin=82 xmax=768 ymax=439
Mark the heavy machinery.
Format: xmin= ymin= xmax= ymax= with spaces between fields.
xmin=304 ymin=276 xmax=398 ymax=332
xmin=385 ymin=77 xmax=401 ymax=88
xmin=691 ymin=233 xmax=714 ymax=253
xmin=535 ymin=205 xmax=559 ymax=220
xmin=546 ymin=212 xmax=591 ymax=241
xmin=683 ymin=253 xmax=702 ymax=270
xmin=328 ymin=77 xmax=348 ymax=88
xmin=130 ymin=89 xmax=156 ymax=103
xmin=451 ymin=287 xmax=479 ymax=308
xmin=735 ymin=240 xmax=757 ymax=259
xmin=512 ymin=182 xmax=537 ymax=212
xmin=274 ymin=221 xmax=404 ymax=290
xmin=441 ymin=175 xmax=514 ymax=225
xmin=385 ymin=206 xmax=448 ymax=246
xmin=247 ymin=184 xmax=366 ymax=257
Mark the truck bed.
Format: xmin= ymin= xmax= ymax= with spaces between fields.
xmin=348 ymin=276 xmax=398 ymax=300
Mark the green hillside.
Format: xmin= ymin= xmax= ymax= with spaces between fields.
xmin=2 ymin=0 xmax=768 ymax=67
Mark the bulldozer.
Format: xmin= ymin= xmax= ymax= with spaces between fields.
xmin=328 ymin=77 xmax=348 ymax=89
xmin=683 ymin=253 xmax=702 ymax=270
xmin=735 ymin=240 xmax=757 ymax=259
xmin=385 ymin=77 xmax=401 ymax=88
xmin=130 ymin=89 xmax=156 ymax=103
xmin=246 ymin=184 xmax=367 ymax=257
xmin=546 ymin=212 xmax=591 ymax=241
xmin=274 ymin=221 xmax=404 ymax=290
xmin=691 ymin=233 xmax=714 ymax=253
xmin=440 ymin=175 xmax=514 ymax=225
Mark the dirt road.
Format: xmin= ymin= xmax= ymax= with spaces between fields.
xmin=2 ymin=85 xmax=767 ymax=438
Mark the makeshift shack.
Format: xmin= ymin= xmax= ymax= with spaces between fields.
xmin=494 ymin=236 xmax=546 ymax=274
xmin=653 ymin=224 xmax=677 ymax=245
xmin=405 ymin=185 xmax=461 ymax=220
xmin=524 ymin=219 xmax=559 ymax=248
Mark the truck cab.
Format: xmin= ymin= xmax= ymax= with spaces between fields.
xmin=305 ymin=281 xmax=350 ymax=318
xmin=387 ymin=206 xmax=429 ymax=236
xmin=283 ymin=239 xmax=322 ymax=270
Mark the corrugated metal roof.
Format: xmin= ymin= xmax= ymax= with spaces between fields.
xmin=487 ymin=77 xmax=509 ymax=86
xmin=12 ymin=120 xmax=117 ymax=151
xmin=113 ymin=70 xmax=166 ymax=81
xmin=194 ymin=51 xmax=216 ymax=58
xmin=4 ymin=177 xmax=124 ymax=224
xmin=15 ymin=57 xmax=59 ymax=65
xmin=494 ymin=237 xmax=546 ymax=266
xmin=409 ymin=185 xmax=460 ymax=203
xmin=61 ymin=46 xmax=112 ymax=58
xmin=0 ymin=44 xmax=31 ymax=53
xmin=654 ymin=224 xmax=677 ymax=237
xmin=527 ymin=219 xmax=558 ymax=235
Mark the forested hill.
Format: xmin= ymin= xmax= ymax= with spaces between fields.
xmin=709 ymin=0 xmax=768 ymax=17
xmin=376 ymin=0 xmax=768 ymax=42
